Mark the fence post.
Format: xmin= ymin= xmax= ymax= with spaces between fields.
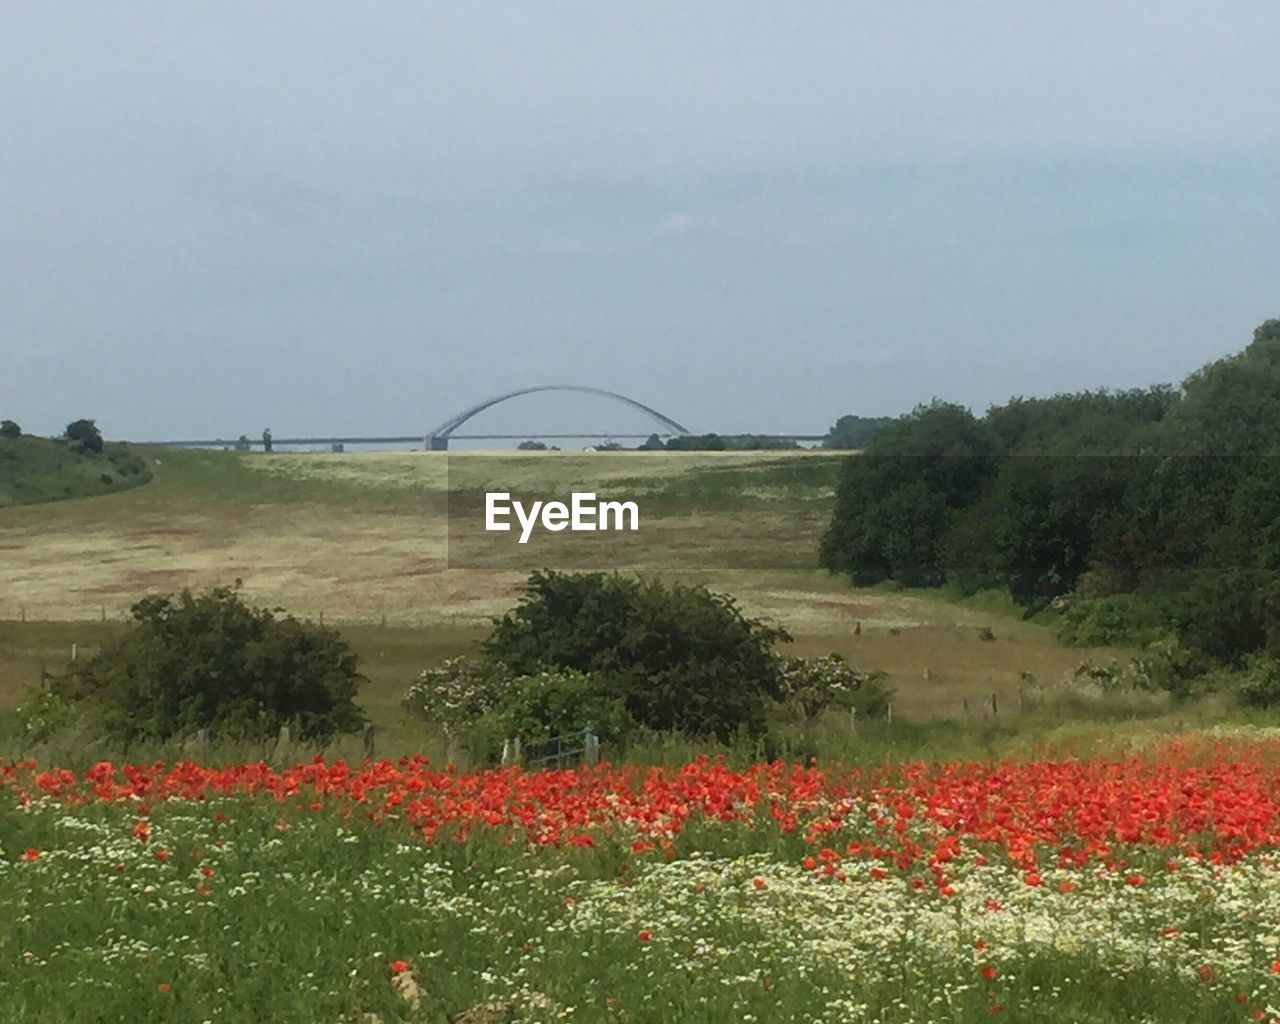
xmin=962 ymin=696 xmax=969 ymax=716
xmin=197 ymin=728 xmax=210 ymax=755
xmin=71 ymin=642 xmax=77 ymax=662
xmin=990 ymin=692 xmax=998 ymax=717
xmin=886 ymin=702 xmax=893 ymax=725
xmin=513 ymin=736 xmax=522 ymax=764
xmin=501 ymin=738 xmax=512 ymax=766
xmin=362 ymin=722 xmax=375 ymax=760
xmin=849 ymin=706 xmax=857 ymax=735
xmin=584 ymin=725 xmax=599 ymax=766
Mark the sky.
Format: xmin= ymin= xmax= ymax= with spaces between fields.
xmin=2 ymin=2 xmax=1279 ymax=442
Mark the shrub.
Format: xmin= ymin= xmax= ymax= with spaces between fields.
xmin=1239 ymin=656 xmax=1280 ymax=709
xmin=483 ymin=570 xmax=789 ymax=740
xmin=0 ymin=419 xmax=20 ymax=439
xmin=54 ymin=586 xmax=365 ymax=743
xmin=481 ymin=668 xmax=633 ymax=743
xmin=777 ymin=653 xmax=864 ymax=720
xmin=13 ymin=688 xmax=81 ymax=745
xmin=1057 ymin=594 xmax=1163 ymax=647
xmin=402 ymin=656 xmax=512 ymax=737
xmin=850 ymin=671 xmax=894 ymax=719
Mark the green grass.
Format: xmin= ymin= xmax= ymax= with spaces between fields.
xmin=0 ymin=435 xmax=152 ymax=508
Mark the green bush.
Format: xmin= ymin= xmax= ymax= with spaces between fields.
xmin=1239 ymin=656 xmax=1280 ymax=709
xmin=54 ymin=586 xmax=366 ymax=743
xmin=483 ymin=570 xmax=789 ymax=740
xmin=481 ymin=668 xmax=633 ymax=744
xmin=850 ymin=671 xmax=894 ymax=719
xmin=1056 ymin=595 xmax=1163 ymax=647
xmin=0 ymin=419 xmax=20 ymax=439
xmin=13 ymin=688 xmax=81 ymax=745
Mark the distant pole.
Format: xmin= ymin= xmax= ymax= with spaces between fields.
xmin=886 ymin=702 xmax=893 ymax=725
xmin=362 ymin=723 xmax=376 ymax=760
xmin=990 ymin=692 xmax=998 ymax=717
xmin=70 ymin=643 xmax=77 ymax=662
xmin=584 ymin=725 xmax=599 ymax=766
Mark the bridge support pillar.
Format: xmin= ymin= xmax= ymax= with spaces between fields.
xmin=427 ymin=435 xmax=449 ymax=451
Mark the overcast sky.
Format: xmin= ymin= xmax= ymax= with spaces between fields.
xmin=2 ymin=2 xmax=1278 ymax=442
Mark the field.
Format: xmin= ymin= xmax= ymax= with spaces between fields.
xmin=3 ymin=446 xmax=1268 ymax=1022
xmin=6 ymin=736 xmax=1280 ymax=1023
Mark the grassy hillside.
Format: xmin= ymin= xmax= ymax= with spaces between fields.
xmin=0 ymin=434 xmax=153 ymax=508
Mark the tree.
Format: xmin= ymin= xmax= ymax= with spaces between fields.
xmin=483 ymin=570 xmax=790 ymax=739
xmin=54 ymin=586 xmax=365 ymax=743
xmin=0 ymin=419 xmax=20 ymax=439
xmin=822 ymin=414 xmax=895 ymax=449
xmin=517 ymin=440 xmax=548 ymax=451
xmin=820 ymin=401 xmax=997 ymax=586
xmin=64 ymin=418 xmax=103 ymax=454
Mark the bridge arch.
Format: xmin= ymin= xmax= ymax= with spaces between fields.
xmin=427 ymin=385 xmax=690 ymax=449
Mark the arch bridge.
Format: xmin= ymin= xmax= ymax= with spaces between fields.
xmin=426 ymin=384 xmax=690 ymax=450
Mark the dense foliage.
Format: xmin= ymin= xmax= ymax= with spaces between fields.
xmin=482 ymin=570 xmax=790 ymax=740
xmin=822 ymin=413 xmax=895 ymax=449
xmin=53 ymin=587 xmax=366 ymax=743
xmin=63 ymin=418 xmax=104 ymax=454
xmin=821 ymin=320 xmax=1280 ymax=696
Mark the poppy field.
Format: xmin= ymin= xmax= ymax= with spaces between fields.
xmin=6 ymin=735 xmax=1280 ymax=1023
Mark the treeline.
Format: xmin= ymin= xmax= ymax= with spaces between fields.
xmin=820 ymin=320 xmax=1280 ymax=698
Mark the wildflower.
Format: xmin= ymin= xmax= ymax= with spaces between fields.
xmin=637 ymin=929 xmax=653 ymax=943
xmin=389 ymin=960 xmax=410 ymax=974
xmin=980 ymin=965 xmax=998 ymax=981
xmin=20 ymin=848 xmax=40 ymax=862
